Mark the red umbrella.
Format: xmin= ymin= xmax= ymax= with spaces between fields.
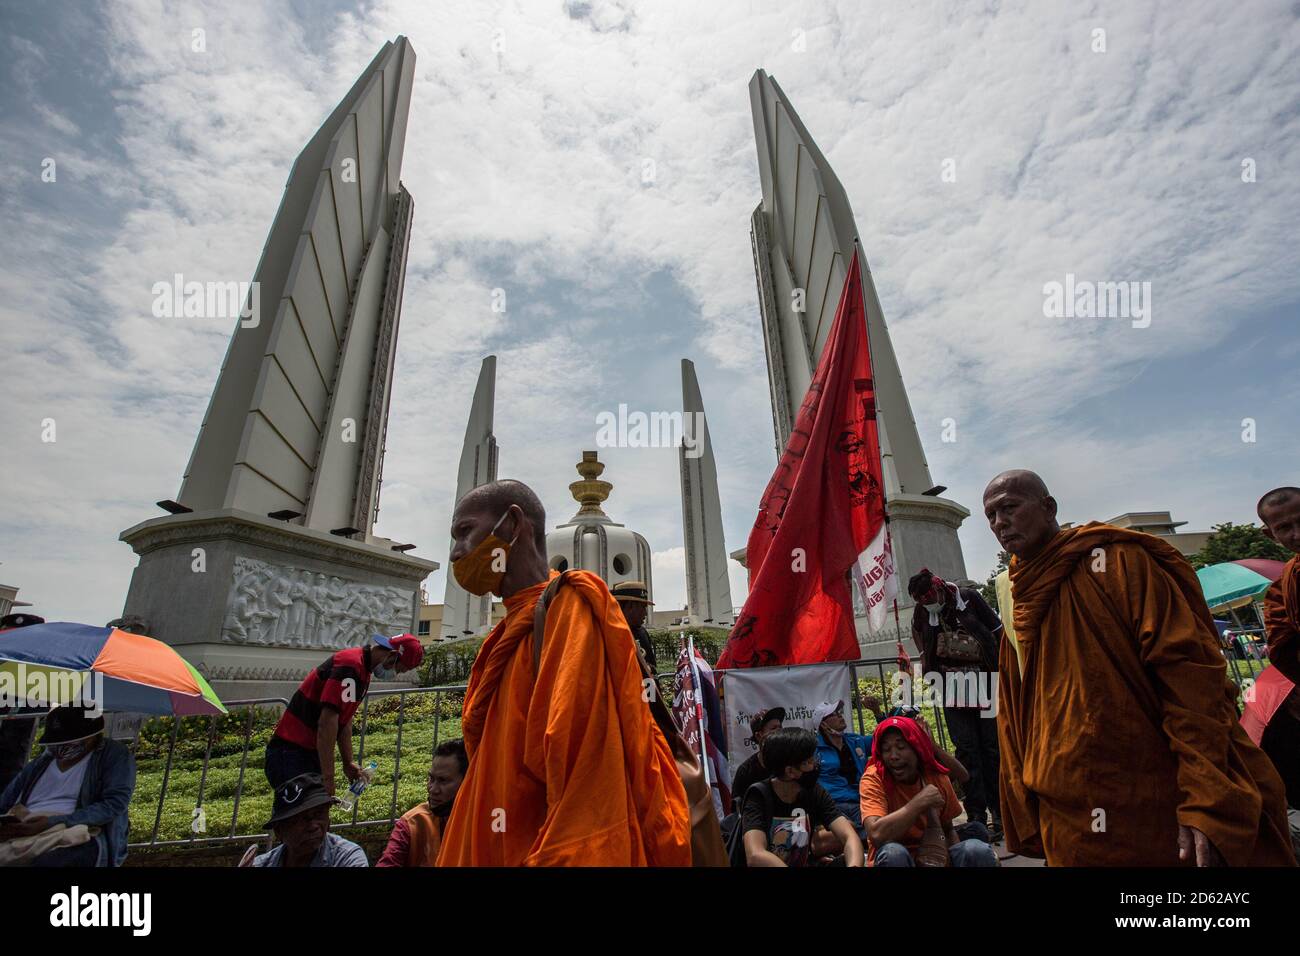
xmin=1231 ymin=559 xmax=1288 ymax=581
xmin=1240 ymin=665 xmax=1295 ymax=746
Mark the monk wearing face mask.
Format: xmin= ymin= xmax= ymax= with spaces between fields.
xmin=985 ymin=469 xmax=1293 ymax=866
xmin=436 ymin=479 xmax=691 ymax=866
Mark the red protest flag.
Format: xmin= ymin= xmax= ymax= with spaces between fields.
xmin=719 ymin=249 xmax=895 ymax=668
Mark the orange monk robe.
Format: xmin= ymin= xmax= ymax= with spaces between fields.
xmin=999 ymin=524 xmax=1294 ymax=867
xmin=1262 ymin=556 xmax=1300 ymax=685
xmin=437 ymin=570 xmax=691 ymax=866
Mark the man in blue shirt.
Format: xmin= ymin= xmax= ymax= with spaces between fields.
xmin=246 ymin=773 xmax=368 ymax=867
xmin=0 ymin=707 xmax=137 ymax=867
xmin=812 ymin=699 xmax=871 ymax=838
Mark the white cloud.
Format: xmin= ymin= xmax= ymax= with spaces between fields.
xmin=1 ymin=0 xmax=1297 ymax=623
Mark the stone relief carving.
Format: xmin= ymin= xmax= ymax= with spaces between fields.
xmin=222 ymin=557 xmax=414 ymax=650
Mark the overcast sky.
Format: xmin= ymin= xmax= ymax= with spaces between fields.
xmin=1 ymin=0 xmax=1297 ymax=626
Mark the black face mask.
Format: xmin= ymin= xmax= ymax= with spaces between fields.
xmin=797 ymin=769 xmax=820 ymax=790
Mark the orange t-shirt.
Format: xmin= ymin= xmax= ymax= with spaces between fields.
xmin=859 ymin=768 xmax=961 ymax=865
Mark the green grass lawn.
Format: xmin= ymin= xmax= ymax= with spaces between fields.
xmin=130 ymin=694 xmax=463 ymax=846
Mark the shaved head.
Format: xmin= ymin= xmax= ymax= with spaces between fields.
xmin=984 ymin=469 xmax=1051 ymax=500
xmin=454 ymin=479 xmax=548 ymax=553
xmin=1257 ymin=487 xmax=1300 ymax=521
xmin=1257 ymin=486 xmax=1300 ymax=555
xmin=982 ymin=469 xmax=1060 ymax=560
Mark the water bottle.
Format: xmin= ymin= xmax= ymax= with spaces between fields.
xmin=336 ymin=760 xmax=377 ymax=811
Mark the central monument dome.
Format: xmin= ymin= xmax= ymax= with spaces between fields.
xmin=545 ymin=451 xmax=653 ymax=601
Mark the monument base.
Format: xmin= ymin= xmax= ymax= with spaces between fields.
xmin=205 ymin=675 xmax=424 ymax=706
xmin=855 ymin=493 xmax=971 ymax=658
xmin=118 ymin=508 xmax=437 ymax=687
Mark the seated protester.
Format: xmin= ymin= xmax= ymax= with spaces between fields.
xmin=245 ymin=773 xmax=367 ymax=867
xmin=730 ymin=707 xmax=784 ymax=813
xmin=741 ymin=727 xmax=864 ymax=867
xmin=0 ymin=613 xmax=46 ymax=793
xmin=0 ymin=707 xmax=136 ymax=867
xmin=812 ymin=699 xmax=871 ymax=837
xmin=265 ymin=633 xmax=423 ymax=791
xmin=377 ymin=739 xmax=467 ymax=867
xmin=860 ymin=716 xmax=997 ymax=867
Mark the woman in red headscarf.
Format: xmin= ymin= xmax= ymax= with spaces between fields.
xmin=859 ymin=716 xmax=997 ymax=867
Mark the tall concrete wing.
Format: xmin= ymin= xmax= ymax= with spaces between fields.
xmin=442 ymin=356 xmax=499 ymax=638
xmin=748 ymin=69 xmax=969 ymax=647
xmin=179 ymin=38 xmax=417 ymax=539
xmin=678 ymin=359 xmax=734 ymax=625
xmin=119 ymin=38 xmax=436 ymax=699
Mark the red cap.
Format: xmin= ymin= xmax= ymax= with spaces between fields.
xmin=389 ymin=634 xmax=424 ymax=670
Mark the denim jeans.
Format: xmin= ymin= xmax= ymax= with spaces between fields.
xmin=874 ymin=821 xmax=998 ymax=868
xmin=834 ymin=800 xmax=869 ymax=842
xmin=30 ymin=834 xmax=104 ymax=867
xmin=264 ymin=737 xmax=322 ymax=790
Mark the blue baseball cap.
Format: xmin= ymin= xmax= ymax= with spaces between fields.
xmin=371 ymin=634 xmax=397 ymax=650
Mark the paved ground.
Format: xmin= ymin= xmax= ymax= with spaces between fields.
xmin=978 ymin=808 xmax=1300 ymax=867
xmin=992 ymin=836 xmax=1044 ymax=866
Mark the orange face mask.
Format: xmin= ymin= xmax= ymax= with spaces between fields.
xmin=452 ymin=511 xmax=519 ymax=596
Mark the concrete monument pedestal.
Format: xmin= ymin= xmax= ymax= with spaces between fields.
xmin=113 ymin=38 xmax=433 ymax=701
xmin=119 ymin=509 xmax=436 ymax=699
xmin=854 ymin=493 xmax=970 ymax=655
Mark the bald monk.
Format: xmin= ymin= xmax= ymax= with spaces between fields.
xmin=1258 ymin=487 xmax=1300 ymax=685
xmin=435 ymin=479 xmax=691 ymax=866
xmin=984 ymin=469 xmax=1293 ymax=866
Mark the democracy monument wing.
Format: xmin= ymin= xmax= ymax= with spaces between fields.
xmin=118 ymin=38 xmax=436 ymax=697
xmin=748 ymin=69 xmax=969 ymax=647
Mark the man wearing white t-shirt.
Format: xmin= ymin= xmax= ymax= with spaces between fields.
xmin=0 ymin=708 xmax=136 ymax=866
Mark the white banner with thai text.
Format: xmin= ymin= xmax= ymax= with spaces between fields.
xmin=853 ymin=525 xmax=898 ymax=634
xmin=719 ymin=661 xmax=854 ymax=771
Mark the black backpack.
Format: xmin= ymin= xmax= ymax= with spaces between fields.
xmin=722 ymin=781 xmax=775 ymax=867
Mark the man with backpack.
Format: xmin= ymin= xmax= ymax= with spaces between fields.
xmin=909 ymin=568 xmax=1004 ymax=841
xmin=435 ymin=479 xmax=693 ymax=866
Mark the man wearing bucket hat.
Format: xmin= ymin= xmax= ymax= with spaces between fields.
xmin=611 ymin=580 xmax=657 ymax=672
xmin=245 ymin=772 xmax=367 ymax=867
xmin=0 ymin=706 xmax=136 ymax=866
xmin=265 ymin=633 xmax=424 ymax=792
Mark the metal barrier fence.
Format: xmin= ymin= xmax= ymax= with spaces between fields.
xmin=121 ymin=683 xmax=467 ymax=849
xmin=5 ymin=649 xmax=1268 ymax=851
xmin=848 ymin=657 xmax=951 ymax=750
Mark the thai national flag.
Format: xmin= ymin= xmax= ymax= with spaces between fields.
xmin=689 ymin=640 xmax=731 ymax=816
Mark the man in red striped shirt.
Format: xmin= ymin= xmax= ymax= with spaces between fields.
xmin=264 ymin=634 xmax=423 ymax=794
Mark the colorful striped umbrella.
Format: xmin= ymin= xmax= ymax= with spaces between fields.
xmin=0 ymin=623 xmax=226 ymax=716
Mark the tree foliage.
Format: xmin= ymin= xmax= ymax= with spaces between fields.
xmin=979 ymin=550 xmax=1010 ymax=607
xmin=1188 ymin=522 xmax=1290 ymax=570
xmin=647 ymin=626 xmax=730 ymax=670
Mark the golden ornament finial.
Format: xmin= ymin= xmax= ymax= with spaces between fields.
xmin=569 ymin=450 xmax=612 ymax=519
